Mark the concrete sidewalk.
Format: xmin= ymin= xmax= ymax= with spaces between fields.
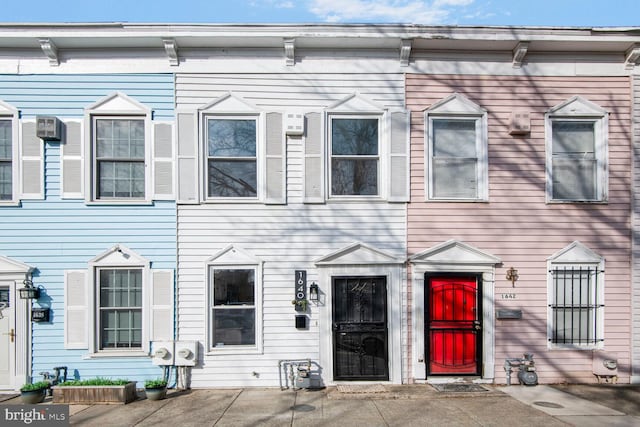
xmin=2 ymin=383 xmax=639 ymax=426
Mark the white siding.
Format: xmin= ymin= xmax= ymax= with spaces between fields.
xmin=176 ymin=73 xmax=408 ymax=387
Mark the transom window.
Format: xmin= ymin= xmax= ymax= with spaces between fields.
xmin=98 ymin=268 xmax=142 ymax=350
xmin=210 ymin=268 xmax=256 ymax=347
xmin=94 ymin=118 xmax=145 ymax=199
xmin=206 ymin=118 xmax=257 ymax=198
xmin=550 ymin=121 xmax=598 ymax=200
xmin=0 ymin=120 xmax=12 ymax=201
xmin=548 ymin=265 xmax=604 ymax=347
xmin=330 ymin=117 xmax=379 ymax=196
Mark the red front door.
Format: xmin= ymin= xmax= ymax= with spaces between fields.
xmin=427 ymin=276 xmax=481 ymax=375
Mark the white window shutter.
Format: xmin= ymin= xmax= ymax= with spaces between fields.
xmin=303 ymin=112 xmax=325 ymax=203
xmin=176 ymin=110 xmax=199 ymax=204
xmin=61 ymin=121 xmax=83 ymax=199
xmin=152 ymin=122 xmax=174 ymax=200
xmin=20 ymin=121 xmax=44 ymax=199
xmin=389 ymin=110 xmax=410 ymax=202
xmin=64 ymin=270 xmax=89 ymax=349
xmin=264 ymin=112 xmax=285 ymax=204
xmin=151 ymin=270 xmax=174 ymax=342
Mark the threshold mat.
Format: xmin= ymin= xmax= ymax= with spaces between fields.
xmin=432 ymin=384 xmax=488 ymax=393
xmin=336 ymin=384 xmax=388 ymax=394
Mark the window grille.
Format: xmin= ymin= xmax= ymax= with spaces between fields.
xmin=549 ymin=266 xmax=604 ymax=345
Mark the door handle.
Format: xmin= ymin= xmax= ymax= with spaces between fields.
xmin=2 ymin=328 xmax=15 ymax=343
xmin=473 ymin=322 xmax=482 ymax=331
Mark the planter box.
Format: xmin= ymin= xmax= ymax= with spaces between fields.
xmin=52 ymin=382 xmax=137 ymax=404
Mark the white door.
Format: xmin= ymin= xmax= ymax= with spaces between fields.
xmin=0 ymin=283 xmax=15 ymax=390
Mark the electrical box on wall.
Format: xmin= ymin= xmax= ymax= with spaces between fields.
xmin=151 ymin=341 xmax=174 ymax=366
xmin=36 ymin=116 xmax=62 ymax=141
xmin=174 ymin=341 xmax=198 ymax=366
xmin=285 ymin=112 xmax=305 ymax=136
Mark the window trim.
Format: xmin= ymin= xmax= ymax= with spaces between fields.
xmin=424 ymin=98 xmax=488 ymax=202
xmin=327 ymin=112 xmax=385 ymax=201
xmin=84 ymin=93 xmax=152 ymax=205
xmin=202 ymin=113 xmax=263 ymax=202
xmin=0 ymin=101 xmax=19 ymax=206
xmin=205 ymin=245 xmax=263 ymax=355
xmin=546 ymin=242 xmax=605 ymax=350
xmin=545 ymin=97 xmax=608 ymax=203
xmin=87 ymin=245 xmax=151 ymax=356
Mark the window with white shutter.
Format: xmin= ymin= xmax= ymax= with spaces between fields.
xmin=64 ymin=245 xmax=173 ymax=356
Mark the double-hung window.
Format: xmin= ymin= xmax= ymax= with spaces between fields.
xmin=94 ymin=118 xmax=145 ymax=200
xmin=425 ymin=93 xmax=488 ymax=201
xmin=0 ymin=119 xmax=12 ymax=201
xmin=546 ymin=96 xmax=608 ymax=202
xmin=210 ymin=267 xmax=257 ymax=347
xmin=206 ymin=117 xmax=258 ymax=199
xmin=547 ymin=242 xmax=604 ymax=349
xmin=330 ymin=116 xmax=380 ymax=197
xmin=98 ymin=268 xmax=143 ymax=350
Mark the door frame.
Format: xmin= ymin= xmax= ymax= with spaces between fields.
xmin=0 ymin=256 xmax=34 ymax=391
xmin=409 ymin=240 xmax=500 ymax=382
xmin=425 ymin=273 xmax=483 ymax=376
xmin=315 ymin=243 xmax=404 ymax=385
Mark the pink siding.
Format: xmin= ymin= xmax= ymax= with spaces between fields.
xmin=407 ymin=75 xmax=632 ymax=384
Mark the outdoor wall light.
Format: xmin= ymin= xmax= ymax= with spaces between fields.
xmin=505 ymin=267 xmax=519 ymax=287
xmin=19 ymin=278 xmax=40 ymax=300
xmin=309 ymin=282 xmax=319 ymax=302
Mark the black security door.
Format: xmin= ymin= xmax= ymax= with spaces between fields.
xmin=332 ymin=276 xmax=388 ymax=380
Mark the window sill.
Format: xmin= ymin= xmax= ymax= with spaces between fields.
xmin=0 ymin=200 xmax=21 ymax=207
xmin=548 ymin=344 xmax=603 ymax=351
xmin=85 ymin=200 xmax=154 ymax=207
xmin=426 ymin=198 xmax=489 ymax=203
xmin=83 ymin=351 xmax=150 ymax=359
xmin=203 ymin=198 xmax=261 ymax=204
xmin=206 ymin=346 xmax=262 ymax=356
xmin=546 ymin=199 xmax=608 ymax=205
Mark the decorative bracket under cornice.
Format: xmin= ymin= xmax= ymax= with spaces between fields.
xmin=512 ymin=41 xmax=529 ymax=68
xmin=400 ymin=39 xmax=412 ymax=67
xmin=39 ymin=38 xmax=59 ymax=66
xmin=284 ymin=38 xmax=295 ymax=66
xmin=163 ymin=39 xmax=179 ymax=66
xmin=625 ymin=44 xmax=640 ymax=70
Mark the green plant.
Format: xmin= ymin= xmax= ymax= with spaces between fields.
xmin=20 ymin=381 xmax=49 ymax=392
xmin=144 ymin=379 xmax=168 ymax=389
xmin=57 ymin=378 xmax=130 ymax=387
xmin=291 ymin=299 xmax=309 ymax=310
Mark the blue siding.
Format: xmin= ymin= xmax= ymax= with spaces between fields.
xmin=0 ymin=74 xmax=174 ymax=119
xmin=0 ymin=74 xmax=176 ymax=384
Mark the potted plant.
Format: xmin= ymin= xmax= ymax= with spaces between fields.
xmin=144 ymin=379 xmax=168 ymax=401
xmin=20 ymin=381 xmax=49 ymax=404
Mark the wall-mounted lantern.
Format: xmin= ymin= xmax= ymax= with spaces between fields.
xmin=19 ymin=278 xmax=40 ymax=300
xmin=309 ymin=282 xmax=319 ymax=302
xmin=505 ymin=267 xmax=519 ymax=287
